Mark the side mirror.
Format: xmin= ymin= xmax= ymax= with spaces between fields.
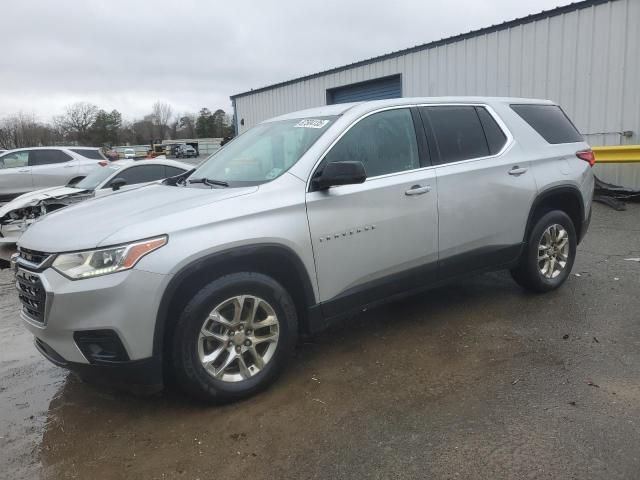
xmin=110 ymin=178 xmax=127 ymax=191
xmin=313 ymin=161 xmax=367 ymax=190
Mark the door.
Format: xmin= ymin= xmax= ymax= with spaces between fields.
xmin=0 ymin=150 xmax=33 ymax=200
xmin=30 ymin=149 xmax=78 ymax=188
xmin=419 ymin=105 xmax=537 ymax=278
xmin=327 ymin=75 xmax=402 ymax=105
xmin=306 ymin=107 xmax=438 ymax=316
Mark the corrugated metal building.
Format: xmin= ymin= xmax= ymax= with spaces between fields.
xmin=231 ymin=0 xmax=640 ymax=187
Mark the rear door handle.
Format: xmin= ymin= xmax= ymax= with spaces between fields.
xmin=18 ymin=168 xmax=30 ymax=173
xmin=405 ymin=184 xmax=431 ymax=196
xmin=508 ymin=166 xmax=528 ymax=176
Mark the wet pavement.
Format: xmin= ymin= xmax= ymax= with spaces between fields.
xmin=1 ymin=202 xmax=639 ymax=480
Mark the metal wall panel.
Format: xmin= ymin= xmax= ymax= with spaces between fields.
xmin=233 ymin=0 xmax=640 ymax=186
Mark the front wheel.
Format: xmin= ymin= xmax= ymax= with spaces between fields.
xmin=511 ymin=210 xmax=577 ymax=293
xmin=171 ymin=272 xmax=298 ymax=403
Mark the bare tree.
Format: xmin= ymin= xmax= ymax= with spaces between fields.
xmin=151 ymin=101 xmax=173 ymax=140
xmin=55 ymin=102 xmax=99 ymax=145
xmin=0 ymin=112 xmax=60 ymax=149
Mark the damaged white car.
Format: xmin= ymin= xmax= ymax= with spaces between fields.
xmin=0 ymin=159 xmax=191 ymax=243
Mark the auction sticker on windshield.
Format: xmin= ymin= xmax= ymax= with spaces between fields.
xmin=294 ymin=119 xmax=330 ymax=129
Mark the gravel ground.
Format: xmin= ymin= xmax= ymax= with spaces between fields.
xmin=0 ymin=202 xmax=639 ymax=480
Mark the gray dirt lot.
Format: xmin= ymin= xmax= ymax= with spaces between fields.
xmin=0 ymin=202 xmax=639 ymax=480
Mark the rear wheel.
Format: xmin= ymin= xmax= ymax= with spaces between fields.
xmin=511 ymin=210 xmax=577 ymax=292
xmin=171 ymin=272 xmax=297 ymax=403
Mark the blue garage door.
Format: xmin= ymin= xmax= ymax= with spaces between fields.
xmin=327 ymin=75 xmax=402 ymax=104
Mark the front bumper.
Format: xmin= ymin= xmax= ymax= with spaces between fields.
xmin=34 ymin=337 xmax=163 ymax=393
xmin=18 ymin=265 xmax=170 ymax=390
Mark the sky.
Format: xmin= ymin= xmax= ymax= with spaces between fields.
xmin=1 ymin=0 xmax=574 ymax=122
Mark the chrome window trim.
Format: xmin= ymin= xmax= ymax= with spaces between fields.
xmin=306 ymin=103 xmax=514 ymax=191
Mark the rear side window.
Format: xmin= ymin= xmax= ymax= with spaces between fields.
xmin=422 ymin=106 xmax=489 ymax=164
xmin=71 ymin=149 xmax=105 ymax=160
xmin=476 ymin=107 xmax=507 ymax=155
xmin=511 ymin=104 xmax=583 ymax=144
xmin=29 ymin=149 xmax=72 ymax=166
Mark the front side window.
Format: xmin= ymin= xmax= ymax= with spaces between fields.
xmin=29 ymin=149 xmax=72 ymax=166
xmin=190 ymin=117 xmax=335 ymax=186
xmin=0 ymin=151 xmax=29 ymax=169
xmin=323 ymin=108 xmax=419 ymax=178
xmin=422 ymin=106 xmax=489 ymax=165
xmin=106 ymin=165 xmax=167 ymax=187
xmin=165 ymin=166 xmax=187 ymax=177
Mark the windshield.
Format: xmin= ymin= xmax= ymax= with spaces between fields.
xmin=74 ymin=165 xmax=121 ymax=190
xmin=190 ymin=116 xmax=335 ymax=186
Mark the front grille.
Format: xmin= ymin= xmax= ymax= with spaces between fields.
xmin=16 ymin=269 xmax=47 ymax=323
xmin=18 ymin=247 xmax=52 ymax=267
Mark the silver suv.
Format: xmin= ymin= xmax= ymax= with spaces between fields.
xmin=0 ymin=147 xmax=107 ymax=202
xmin=14 ymin=97 xmax=594 ymax=402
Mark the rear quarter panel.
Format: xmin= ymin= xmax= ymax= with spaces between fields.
xmin=493 ymin=102 xmax=593 ymax=221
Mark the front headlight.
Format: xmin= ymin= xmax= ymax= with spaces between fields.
xmin=52 ymin=236 xmax=167 ymax=280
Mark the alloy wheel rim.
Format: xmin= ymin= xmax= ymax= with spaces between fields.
xmin=538 ymin=224 xmax=570 ymax=279
xmin=197 ymin=295 xmax=279 ymax=383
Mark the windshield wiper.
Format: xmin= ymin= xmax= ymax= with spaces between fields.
xmin=164 ymin=168 xmax=195 ymax=186
xmin=188 ymin=177 xmax=229 ymax=188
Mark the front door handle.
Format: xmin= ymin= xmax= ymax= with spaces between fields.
xmin=18 ymin=168 xmax=30 ymax=173
xmin=405 ymin=184 xmax=431 ymax=196
xmin=508 ymin=166 xmax=528 ymax=176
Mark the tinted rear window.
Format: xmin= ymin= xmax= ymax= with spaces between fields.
xmin=71 ymin=149 xmax=105 ymax=160
xmin=511 ymin=104 xmax=583 ymax=144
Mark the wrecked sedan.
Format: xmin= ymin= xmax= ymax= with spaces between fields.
xmin=0 ymin=159 xmax=191 ymax=243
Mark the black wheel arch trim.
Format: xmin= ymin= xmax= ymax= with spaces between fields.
xmin=152 ymin=243 xmax=317 ymax=358
xmin=524 ymin=185 xmax=586 ymax=243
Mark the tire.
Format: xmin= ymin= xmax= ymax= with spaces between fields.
xmin=171 ymin=272 xmax=298 ymax=403
xmin=511 ymin=210 xmax=577 ymax=293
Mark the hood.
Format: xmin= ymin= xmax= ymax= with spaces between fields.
xmin=19 ymin=183 xmax=258 ymax=252
xmin=0 ymin=186 xmax=86 ymax=217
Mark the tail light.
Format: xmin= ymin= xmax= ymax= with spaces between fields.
xmin=576 ymin=149 xmax=596 ymax=167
